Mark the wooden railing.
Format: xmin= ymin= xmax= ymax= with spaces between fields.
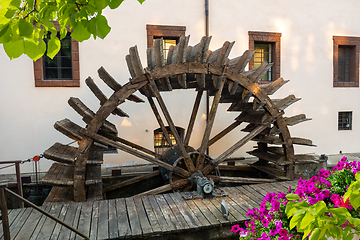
xmin=0 ymin=160 xmax=24 ymax=208
xmin=0 ymin=184 xmax=89 ymax=240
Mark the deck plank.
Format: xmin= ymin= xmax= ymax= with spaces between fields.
xmin=89 ymin=201 xmax=99 ymax=240
xmin=201 ymin=198 xmax=228 ymax=224
xmin=163 ymin=194 xmax=189 ymax=229
xmin=212 ymin=197 xmax=246 ymax=221
xmin=249 ymin=184 xmax=268 ymax=196
xmin=0 ymin=208 xmax=22 ymax=238
xmin=178 ymin=193 xmax=211 ymax=227
xmin=29 ymin=206 xmax=51 ymax=240
xmin=170 ymin=192 xmax=202 ymax=228
xmin=190 ymin=197 xmax=221 ymax=226
xmin=116 ymin=198 xmax=131 ymax=238
xmin=57 ymin=203 xmax=79 ymax=240
xmin=69 ymin=203 xmax=82 ymax=240
xmin=242 ymin=185 xmax=264 ymax=202
xmin=126 ymin=197 xmax=142 ymax=237
xmin=153 ymin=195 xmax=180 ymax=231
xmin=15 ymin=207 xmax=44 ymax=240
xmin=10 ymin=208 xmax=33 ymax=239
xmin=75 ymin=202 xmax=92 ymax=240
xmin=49 ymin=204 xmax=69 ymax=240
xmin=108 ymin=199 xmax=118 ymax=239
xmin=141 ymin=196 xmax=162 ymax=234
xmin=208 ymin=197 xmax=236 ymax=222
xmin=36 ymin=204 xmax=63 ymax=240
xmin=97 ymin=200 xmax=109 ymax=240
xmin=222 ymin=187 xmax=254 ymax=213
xmin=133 ymin=197 xmax=153 ymax=236
xmin=147 ymin=195 xmax=172 ymax=233
xmin=235 ymin=186 xmax=261 ymax=208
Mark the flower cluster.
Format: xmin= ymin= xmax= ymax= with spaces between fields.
xmin=232 ymin=157 xmax=360 ymax=239
xmin=231 ymin=191 xmax=302 ymax=239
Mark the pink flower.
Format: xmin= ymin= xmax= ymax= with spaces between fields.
xmin=279 ymin=229 xmax=289 ymax=236
xmin=231 ymin=224 xmax=241 ymax=233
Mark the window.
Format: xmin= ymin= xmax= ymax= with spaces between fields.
xmin=249 ymin=31 xmax=281 ymax=82
xmin=254 ymin=43 xmax=272 ymax=81
xmin=333 ymin=36 xmax=360 ymax=87
xmin=154 ymin=126 xmax=184 ymax=155
xmin=34 ymin=22 xmax=79 ymax=87
xmin=338 ymin=112 xmax=352 ymax=130
xmin=146 ymin=24 xmax=186 ymax=62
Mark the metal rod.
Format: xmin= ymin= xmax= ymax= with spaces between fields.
xmin=15 ymin=163 xmax=23 ymax=208
xmin=4 ymin=188 xmax=89 ymax=240
xmin=0 ymin=184 xmax=10 ymax=240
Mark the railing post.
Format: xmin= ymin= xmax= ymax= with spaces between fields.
xmin=15 ymin=162 xmax=23 ymax=208
xmin=0 ymin=183 xmax=10 ymax=240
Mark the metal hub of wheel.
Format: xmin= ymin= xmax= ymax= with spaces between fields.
xmin=43 ymin=35 xmax=315 ymax=202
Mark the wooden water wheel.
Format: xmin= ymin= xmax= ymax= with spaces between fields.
xmin=42 ymin=36 xmax=315 ymax=202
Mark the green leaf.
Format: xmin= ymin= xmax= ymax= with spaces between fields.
xmin=94 ymin=0 xmax=106 ymax=11
xmin=309 ymin=228 xmax=320 ymax=240
xmin=290 ymin=214 xmax=303 ymax=229
xmin=137 ymin=0 xmax=145 ymax=4
xmin=303 ymin=224 xmax=314 ymax=240
xmin=286 ymin=193 xmax=301 ymax=200
xmin=315 ymin=201 xmax=327 ymax=215
xmin=28 ymin=0 xmax=35 ymax=9
xmin=94 ymin=15 xmax=110 ymax=39
xmin=46 ymin=34 xmax=60 ymax=59
xmin=18 ymin=19 xmax=33 ymax=37
xmin=349 ymin=191 xmax=360 ymax=210
xmin=3 ymin=39 xmax=24 ymax=59
xmin=327 ymin=226 xmax=341 ymax=239
xmin=24 ymin=38 xmax=46 ymax=61
xmin=4 ymin=9 xmax=16 ymax=19
xmin=71 ymin=21 xmax=91 ymax=42
xmin=9 ymin=0 xmax=21 ymax=8
xmin=109 ymin=0 xmax=124 ymax=9
xmin=300 ymin=212 xmax=315 ymax=230
xmin=0 ymin=23 xmax=10 ymax=38
xmin=355 ymin=172 xmax=360 ymax=181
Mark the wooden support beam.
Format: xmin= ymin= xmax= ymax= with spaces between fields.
xmin=218 ymin=176 xmax=276 ymax=184
xmin=103 ymin=170 xmax=160 ymax=193
xmin=85 ymin=77 xmax=128 ymax=117
xmin=134 ymin=179 xmax=188 ymax=197
xmin=98 ymin=66 xmax=144 ymax=103
xmin=284 ymin=114 xmax=312 ymax=126
xmin=196 ymin=71 xmax=227 ymax=170
xmin=184 ymin=90 xmax=203 ymax=145
xmin=202 ymin=111 xmax=284 ymax=175
xmin=147 ymin=79 xmax=196 ymax=173
xmin=81 ymin=129 xmax=189 ymax=178
xmin=147 ymin=97 xmax=173 ymax=147
xmin=207 ymin=120 xmax=242 ymax=147
xmin=74 ymin=81 xmax=147 ymax=202
xmin=98 ymin=130 xmax=161 ymax=158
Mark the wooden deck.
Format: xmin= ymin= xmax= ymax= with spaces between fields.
xmin=0 ymin=181 xmax=297 ymax=240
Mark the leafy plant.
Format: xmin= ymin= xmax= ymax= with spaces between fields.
xmin=232 ymin=157 xmax=360 ymax=240
xmin=0 ymin=0 xmax=145 ymax=60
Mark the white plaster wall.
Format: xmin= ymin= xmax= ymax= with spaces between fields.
xmin=1 ymin=0 xmax=360 ymax=174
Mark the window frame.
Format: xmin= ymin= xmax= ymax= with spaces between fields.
xmin=248 ymin=31 xmax=281 ymax=83
xmin=333 ymin=36 xmax=360 ymax=88
xmin=338 ymin=111 xmax=353 ymax=131
xmin=34 ymin=22 xmax=80 ymax=87
xmin=146 ymin=24 xmax=186 ymax=49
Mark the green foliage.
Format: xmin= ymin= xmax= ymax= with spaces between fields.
xmin=0 ymin=0 xmax=145 ymax=60
xmin=327 ymin=169 xmax=355 ymax=196
xmin=286 ymin=180 xmax=360 ymax=240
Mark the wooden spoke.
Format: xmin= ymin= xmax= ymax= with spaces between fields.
xmin=134 ymin=179 xmax=188 ymax=197
xmin=184 ymin=90 xmax=203 ymax=145
xmin=74 ymin=81 xmax=148 ymax=202
xmin=81 ymin=129 xmax=189 ymax=178
xmin=147 ymin=80 xmax=196 ymax=173
xmin=202 ymin=111 xmax=284 ymax=176
xmin=196 ymin=74 xmax=226 ymax=170
xmin=98 ymin=130 xmax=161 ymax=158
xmin=207 ymin=120 xmax=242 ymax=147
xmin=103 ymin=170 xmax=160 ymax=193
xmin=147 ymin=97 xmax=173 ymax=147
